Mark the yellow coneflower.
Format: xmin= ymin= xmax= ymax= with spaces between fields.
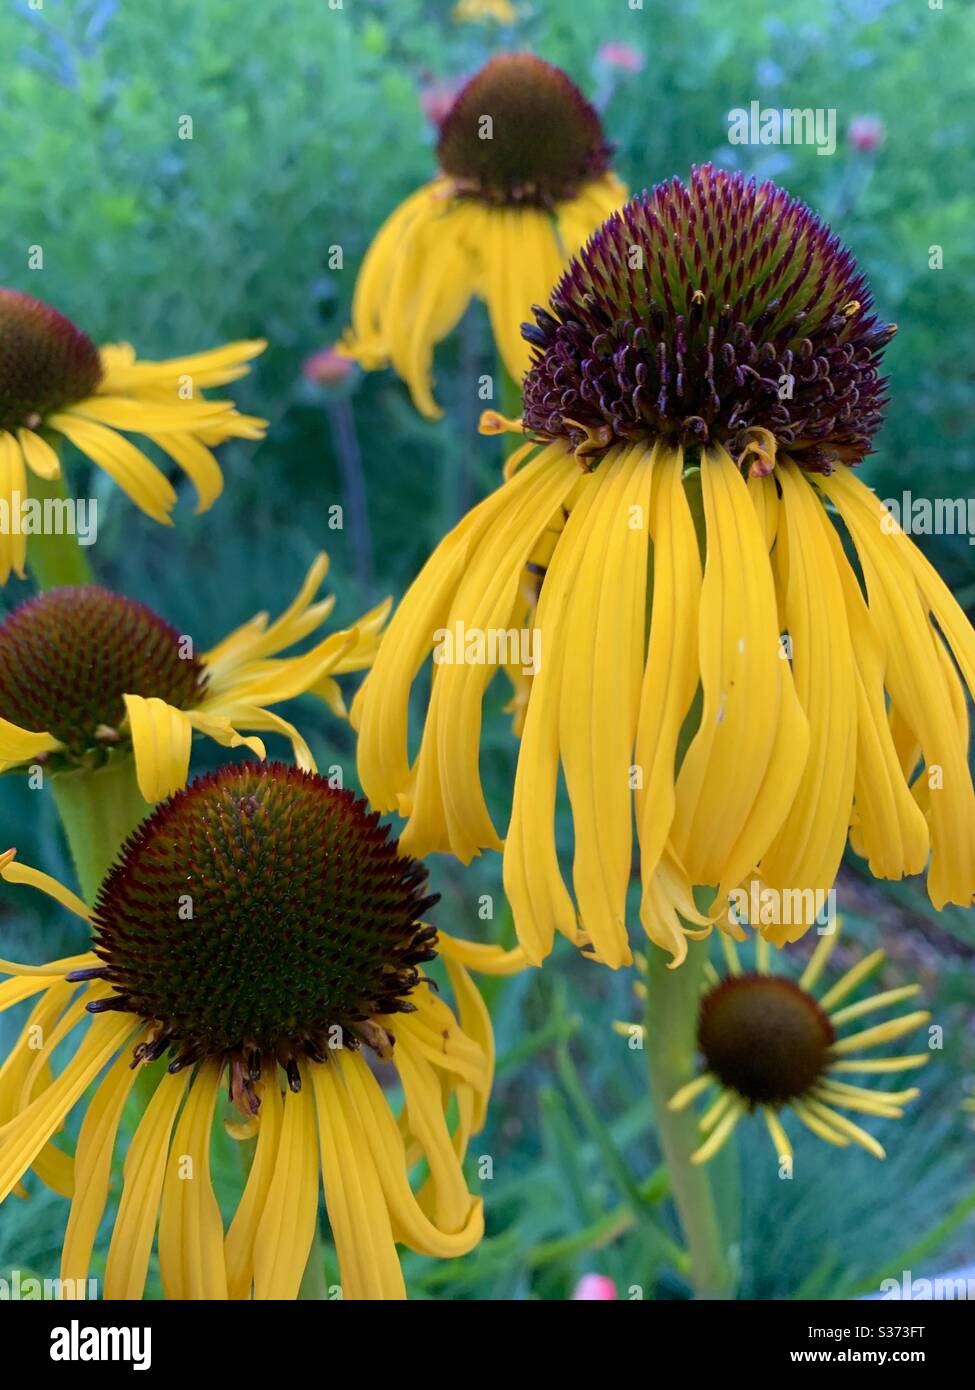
xmin=663 ymin=927 xmax=931 ymax=1164
xmin=0 ymin=552 xmax=388 ymax=802
xmin=341 ymin=54 xmax=626 ymax=417
xmin=0 ymin=763 xmax=495 ymax=1300
xmin=353 ymin=165 xmax=975 ymax=970
xmin=453 ymin=0 xmax=517 ymax=22
xmin=0 ymin=287 xmax=265 ymax=582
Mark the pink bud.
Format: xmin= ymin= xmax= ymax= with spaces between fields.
xmin=420 ymin=78 xmax=464 ymax=128
xmin=847 ymin=115 xmax=886 ymax=153
xmin=597 ymin=41 xmax=644 ymax=74
xmin=303 ymin=346 xmax=354 ymax=387
xmin=572 ymin=1273 xmax=617 ymax=1301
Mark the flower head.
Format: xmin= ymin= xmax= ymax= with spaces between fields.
xmin=340 ymin=54 xmax=626 ymax=417
xmin=0 ymin=764 xmax=493 ymax=1300
xmin=354 ymin=168 xmax=975 ymax=970
xmin=847 ymin=115 xmax=886 ymax=153
xmin=0 ymin=552 xmax=389 ymax=801
xmin=664 ymin=929 xmax=930 ymax=1164
xmin=0 ymin=288 xmax=265 ymax=582
xmin=522 ymin=164 xmax=893 ymax=469
xmin=597 ymin=41 xmax=644 ymax=74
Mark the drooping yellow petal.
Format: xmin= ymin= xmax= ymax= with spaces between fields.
xmin=105 ymin=1069 xmax=190 ymax=1299
xmin=558 ymin=443 xmax=651 ymax=967
xmin=0 ymin=1011 xmax=133 ymax=1203
xmin=822 ymin=519 xmax=929 ymax=879
xmin=158 ymin=1060 xmax=227 ymax=1300
xmin=61 ymin=1046 xmax=141 ymax=1289
xmin=819 ymin=471 xmax=975 ymax=907
xmin=757 ymin=462 xmax=856 ymax=922
xmin=147 ymin=430 xmax=223 ymax=514
xmin=339 ymin=1050 xmax=483 ymax=1259
xmin=0 ymin=430 xmax=28 ymax=583
xmin=502 ymin=469 xmax=600 ymax=962
xmin=480 ymin=206 xmax=564 ymax=383
xmin=124 ymin=694 xmax=193 ymax=803
xmin=403 ymin=443 xmax=580 ymax=860
xmin=673 ymin=444 xmax=808 ymax=902
xmin=311 ymin=1059 xmax=405 ymax=1300
xmin=48 ymin=413 xmax=177 ymax=524
xmin=225 ymin=1079 xmax=283 ymax=1300
xmin=253 ymin=1073 xmax=319 ymax=1300
xmin=634 ymin=445 xmax=701 ymax=953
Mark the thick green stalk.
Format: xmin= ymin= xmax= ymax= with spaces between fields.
xmin=50 ymin=757 xmax=151 ymax=904
xmin=26 ymin=468 xmax=95 ymax=589
xmin=644 ymin=940 xmax=736 ymax=1299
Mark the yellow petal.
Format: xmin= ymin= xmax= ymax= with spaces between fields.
xmin=225 ymin=1079 xmax=283 ymax=1300
xmin=310 ymin=1059 xmax=406 ymax=1300
xmin=0 ymin=430 xmax=27 ymax=583
xmin=124 ymin=694 xmax=193 ymax=802
xmin=253 ymin=1072 xmax=319 ymax=1300
xmin=105 ymin=1069 xmax=191 ymax=1299
xmin=48 ymin=413 xmax=176 ymax=524
xmin=159 ymin=1059 xmax=227 ymax=1300
xmin=17 ymin=427 xmax=61 ymax=481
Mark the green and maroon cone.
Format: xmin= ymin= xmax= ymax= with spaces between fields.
xmin=0 ymin=586 xmax=208 ymax=762
xmin=0 ymin=288 xmax=102 ymax=433
xmin=437 ymin=53 xmax=612 ymax=207
xmin=74 ymin=763 xmax=439 ymax=1114
xmin=697 ymin=973 xmax=835 ymax=1108
xmin=521 ymin=164 xmax=895 ymax=469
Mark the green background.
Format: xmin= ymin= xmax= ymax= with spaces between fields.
xmin=1 ymin=0 xmax=973 ymax=1299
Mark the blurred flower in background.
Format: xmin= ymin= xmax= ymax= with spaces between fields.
xmin=572 ymin=1272 xmax=618 ymax=1300
xmin=596 ymin=41 xmax=644 ymax=74
xmin=847 ymin=115 xmax=886 ymax=153
xmin=340 ymin=54 xmax=626 ymax=417
xmin=453 ymin=0 xmax=517 ymax=24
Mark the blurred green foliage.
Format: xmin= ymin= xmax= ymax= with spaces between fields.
xmin=0 ymin=0 xmax=973 ymax=1299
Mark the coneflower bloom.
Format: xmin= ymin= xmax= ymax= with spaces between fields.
xmin=453 ymin=0 xmax=517 ymax=22
xmin=663 ymin=927 xmax=930 ymax=1164
xmin=0 ymin=764 xmax=493 ymax=1300
xmin=354 ymin=165 xmax=975 ymax=969
xmin=0 ymin=553 xmax=388 ymax=802
xmin=0 ymin=287 xmax=265 ymax=582
xmin=340 ymin=54 xmax=626 ymax=417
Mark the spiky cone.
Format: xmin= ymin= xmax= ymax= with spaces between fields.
xmin=353 ymin=165 xmax=975 ymax=970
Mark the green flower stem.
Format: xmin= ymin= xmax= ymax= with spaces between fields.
xmin=26 ymin=467 xmax=95 ymax=590
xmin=644 ymin=939 xmax=736 ymax=1299
xmin=50 ymin=758 xmax=151 ymax=904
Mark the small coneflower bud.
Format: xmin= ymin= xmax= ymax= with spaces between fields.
xmin=303 ymin=345 xmax=355 ymax=387
xmin=572 ymin=1273 xmax=618 ymax=1300
xmin=596 ymin=41 xmax=644 ymax=74
xmin=0 ymin=289 xmax=102 ymax=433
xmin=847 ymin=115 xmax=886 ymax=153
xmin=437 ymin=53 xmax=613 ymax=207
xmin=0 ymin=586 xmax=207 ymax=760
xmin=522 ymin=163 xmax=895 ymax=469
xmin=88 ymin=763 xmax=440 ymax=1110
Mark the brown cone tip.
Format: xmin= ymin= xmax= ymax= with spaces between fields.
xmin=85 ymin=764 xmax=440 ymax=1108
xmin=521 ymin=165 xmax=895 ymax=468
xmin=0 ymin=288 xmax=102 ymax=432
xmin=0 ymin=586 xmax=207 ymax=760
xmin=697 ymin=973 xmax=834 ymax=1107
xmin=437 ymin=53 xmax=612 ymax=206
